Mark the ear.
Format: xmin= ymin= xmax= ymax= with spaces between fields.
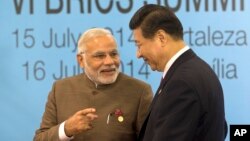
xmin=77 ymin=54 xmax=85 ymax=68
xmin=156 ymin=29 xmax=168 ymax=47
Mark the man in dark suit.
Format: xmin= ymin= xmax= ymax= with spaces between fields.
xmin=129 ymin=4 xmax=227 ymax=141
xmin=34 ymin=28 xmax=153 ymax=141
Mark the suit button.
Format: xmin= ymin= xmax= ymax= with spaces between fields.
xmin=92 ymin=91 xmax=98 ymax=95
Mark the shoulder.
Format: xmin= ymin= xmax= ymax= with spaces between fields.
xmin=118 ymin=73 xmax=150 ymax=87
xmin=117 ymin=73 xmax=151 ymax=90
xmin=117 ymin=73 xmax=153 ymax=99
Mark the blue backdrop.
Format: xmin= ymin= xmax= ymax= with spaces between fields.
xmin=0 ymin=0 xmax=249 ymax=140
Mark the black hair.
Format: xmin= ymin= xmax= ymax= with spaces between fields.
xmin=129 ymin=4 xmax=183 ymax=40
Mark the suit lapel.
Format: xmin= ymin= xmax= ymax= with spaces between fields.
xmin=138 ymin=49 xmax=197 ymax=140
xmin=160 ymin=49 xmax=196 ymax=91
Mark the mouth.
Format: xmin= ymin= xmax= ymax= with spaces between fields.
xmin=100 ymin=68 xmax=117 ymax=75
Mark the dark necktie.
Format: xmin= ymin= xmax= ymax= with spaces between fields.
xmin=160 ymin=77 xmax=164 ymax=86
xmin=157 ymin=77 xmax=164 ymax=95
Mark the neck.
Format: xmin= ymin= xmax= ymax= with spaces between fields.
xmin=159 ymin=40 xmax=186 ymax=71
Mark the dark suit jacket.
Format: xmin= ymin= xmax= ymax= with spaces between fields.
xmin=139 ymin=49 xmax=227 ymax=141
xmin=34 ymin=73 xmax=153 ymax=141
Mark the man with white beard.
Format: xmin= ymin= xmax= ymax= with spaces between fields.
xmin=34 ymin=28 xmax=153 ymax=141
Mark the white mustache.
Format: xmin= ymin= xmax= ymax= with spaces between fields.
xmin=100 ymin=66 xmax=118 ymax=72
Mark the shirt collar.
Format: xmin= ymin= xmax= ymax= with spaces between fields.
xmin=162 ymin=46 xmax=190 ymax=78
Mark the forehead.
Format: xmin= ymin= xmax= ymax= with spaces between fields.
xmin=85 ymin=35 xmax=117 ymax=52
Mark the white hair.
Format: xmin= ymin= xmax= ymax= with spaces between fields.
xmin=77 ymin=28 xmax=115 ymax=54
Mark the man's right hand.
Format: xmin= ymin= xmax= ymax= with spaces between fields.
xmin=64 ymin=108 xmax=98 ymax=137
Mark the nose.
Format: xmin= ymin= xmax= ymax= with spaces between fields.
xmin=136 ymin=50 xmax=142 ymax=58
xmin=104 ymin=55 xmax=115 ymax=65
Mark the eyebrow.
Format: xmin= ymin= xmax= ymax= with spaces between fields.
xmin=94 ymin=49 xmax=118 ymax=54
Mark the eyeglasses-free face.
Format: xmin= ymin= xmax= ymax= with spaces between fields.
xmin=133 ymin=28 xmax=163 ymax=71
xmin=77 ymin=35 xmax=120 ymax=85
